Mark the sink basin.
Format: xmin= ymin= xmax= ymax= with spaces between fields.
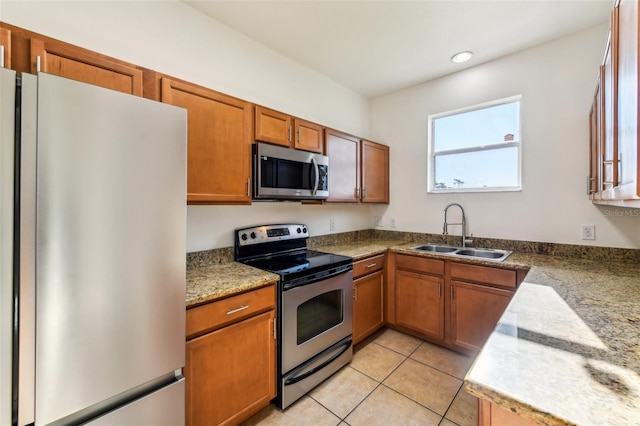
xmin=455 ymin=248 xmax=511 ymax=261
xmin=409 ymin=244 xmax=512 ymax=262
xmin=410 ymin=244 xmax=458 ymax=253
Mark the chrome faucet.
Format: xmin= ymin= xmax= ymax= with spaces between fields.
xmin=443 ymin=203 xmax=473 ymax=248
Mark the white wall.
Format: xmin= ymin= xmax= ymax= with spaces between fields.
xmin=370 ymin=24 xmax=640 ymax=249
xmin=2 ymin=1 xmax=373 ymax=252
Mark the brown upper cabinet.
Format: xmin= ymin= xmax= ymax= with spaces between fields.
xmin=361 ymin=140 xmax=390 ymax=204
xmin=0 ymin=22 xmax=144 ymax=96
xmin=325 ymin=131 xmax=390 ymax=204
xmin=590 ymin=1 xmax=640 ymax=206
xmin=161 ymin=77 xmax=253 ymax=205
xmin=255 ymin=105 xmax=323 ymax=153
xmin=614 ymin=0 xmax=640 ymax=203
xmin=588 ymin=72 xmax=602 ymax=200
xmin=255 ymin=105 xmax=292 ymax=147
xmin=30 ymin=36 xmax=143 ymax=96
xmin=1 ymin=27 xmax=11 ymax=68
xmin=325 ymin=129 xmax=360 ymax=202
xmin=293 ymin=118 xmax=323 ymax=153
xmin=2 ymin=22 xmax=390 ymax=206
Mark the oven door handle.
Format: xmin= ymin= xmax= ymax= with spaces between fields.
xmin=283 ymin=265 xmax=352 ymax=290
xmin=284 ymin=337 xmax=352 ymax=386
xmin=311 ymin=157 xmax=319 ymax=196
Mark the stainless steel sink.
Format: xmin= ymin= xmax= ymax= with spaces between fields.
xmin=410 ymin=244 xmax=458 ymax=253
xmin=454 ymin=248 xmax=511 ymax=261
xmin=409 ymin=244 xmax=512 ymax=262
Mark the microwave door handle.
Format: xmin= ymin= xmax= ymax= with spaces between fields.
xmin=311 ymin=157 xmax=319 ymax=195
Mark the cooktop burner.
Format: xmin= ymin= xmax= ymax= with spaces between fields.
xmin=234 ymin=224 xmax=352 ymax=285
xmin=244 ymin=250 xmax=351 ymax=279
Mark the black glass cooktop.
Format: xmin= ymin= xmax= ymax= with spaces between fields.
xmin=244 ymin=250 xmax=352 ymax=282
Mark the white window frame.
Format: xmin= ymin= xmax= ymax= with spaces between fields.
xmin=428 ymin=95 xmax=522 ymax=193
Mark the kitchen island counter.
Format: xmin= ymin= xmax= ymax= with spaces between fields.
xmin=462 ymin=254 xmax=640 ymax=426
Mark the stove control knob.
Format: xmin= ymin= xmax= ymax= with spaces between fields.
xmin=296 ymin=227 xmax=302 ymax=234
xmin=302 ymin=227 xmax=307 ymax=234
xmin=250 ymin=232 xmax=257 ymax=239
xmin=241 ymin=233 xmax=248 ymax=241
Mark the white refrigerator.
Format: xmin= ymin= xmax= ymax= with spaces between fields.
xmin=0 ymin=69 xmax=187 ymax=425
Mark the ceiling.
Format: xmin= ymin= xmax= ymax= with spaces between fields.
xmin=183 ymin=0 xmax=611 ymax=99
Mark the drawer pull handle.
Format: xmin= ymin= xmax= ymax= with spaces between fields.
xmin=226 ymin=305 xmax=249 ymax=315
xmin=366 ymin=263 xmax=377 ymax=268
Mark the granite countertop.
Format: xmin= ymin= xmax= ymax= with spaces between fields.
xmin=186 ymin=262 xmax=279 ymax=307
xmin=463 ymin=254 xmax=640 ymax=426
xmin=186 ymin=237 xmax=640 ymax=424
xmin=317 ymin=239 xmax=640 ymax=426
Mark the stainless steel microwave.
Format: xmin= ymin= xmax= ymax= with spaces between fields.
xmin=253 ymin=142 xmax=329 ymax=200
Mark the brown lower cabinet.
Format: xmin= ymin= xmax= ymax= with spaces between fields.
xmin=352 ymin=254 xmax=386 ymax=344
xmin=449 ymin=280 xmax=512 ymax=351
xmin=185 ymin=285 xmax=276 ymax=426
xmin=394 ymin=270 xmax=444 ymax=341
xmin=479 ymin=399 xmax=538 ymax=426
xmin=388 ymin=253 xmax=521 ymax=353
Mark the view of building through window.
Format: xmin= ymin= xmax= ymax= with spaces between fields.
xmin=429 ymin=96 xmax=521 ymax=192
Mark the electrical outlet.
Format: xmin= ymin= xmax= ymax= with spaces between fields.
xmin=390 ymin=217 xmax=397 ymax=228
xmin=581 ymin=224 xmax=595 ymax=240
xmin=329 ymin=218 xmax=335 ymax=231
xmin=375 ymin=216 xmax=383 ymax=227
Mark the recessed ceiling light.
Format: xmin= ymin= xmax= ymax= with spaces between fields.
xmin=451 ymin=51 xmax=473 ymax=64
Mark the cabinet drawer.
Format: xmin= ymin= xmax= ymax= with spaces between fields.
xmin=396 ymin=254 xmax=444 ymax=276
xmin=450 ymin=263 xmax=516 ymax=289
xmin=353 ymin=254 xmax=385 ymax=278
xmin=186 ymin=285 xmax=275 ymax=339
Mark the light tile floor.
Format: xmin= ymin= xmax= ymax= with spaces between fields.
xmin=242 ymin=327 xmax=478 ymax=426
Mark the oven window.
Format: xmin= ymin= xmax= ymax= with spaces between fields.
xmin=297 ymin=289 xmax=343 ymax=345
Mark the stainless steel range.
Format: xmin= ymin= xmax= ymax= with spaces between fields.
xmin=234 ymin=224 xmax=353 ymax=409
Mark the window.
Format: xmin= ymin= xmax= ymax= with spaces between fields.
xmin=428 ymin=96 xmax=521 ymax=192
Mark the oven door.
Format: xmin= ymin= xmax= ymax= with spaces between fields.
xmin=254 ymin=142 xmax=329 ymax=200
xmin=281 ymin=269 xmax=353 ymax=373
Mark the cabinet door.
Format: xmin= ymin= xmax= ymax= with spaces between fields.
xmin=185 ymin=310 xmax=276 ymax=426
xmin=294 ymin=118 xmax=323 ymax=153
xmin=325 ymin=129 xmax=360 ymax=202
xmin=588 ymin=83 xmax=601 ymax=199
xmin=353 ymin=270 xmax=384 ymax=344
xmin=0 ymin=28 xmax=11 ymax=69
xmin=395 ymin=270 xmax=444 ymax=341
xmin=479 ymin=400 xmax=538 ymax=426
xmin=601 ymin=15 xmax=619 ymax=196
xmin=361 ymin=140 xmax=389 ymax=204
xmin=615 ymin=0 xmax=640 ymax=199
xmin=449 ymin=280 xmax=512 ymax=352
xmin=255 ymin=105 xmax=292 ymax=147
xmin=162 ymin=78 xmax=252 ymax=204
xmin=30 ymin=37 xmax=143 ymax=96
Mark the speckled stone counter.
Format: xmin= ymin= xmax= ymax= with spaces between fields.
xmin=186 ymin=262 xmax=278 ymax=308
xmin=186 ymin=234 xmax=640 ymax=425
xmin=463 ymin=254 xmax=640 ymax=426
xmin=315 ymin=238 xmax=640 ymax=425
xmin=312 ymin=239 xmax=403 ymax=261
